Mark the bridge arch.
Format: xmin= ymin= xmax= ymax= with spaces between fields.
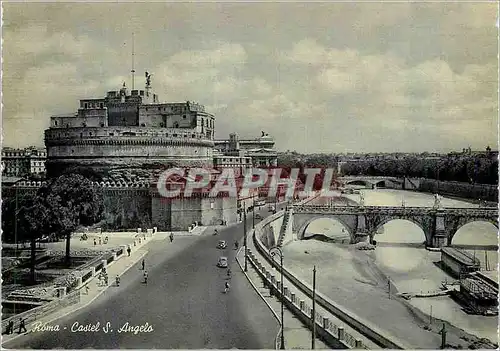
xmin=371 ymin=217 xmax=431 ymax=246
xmin=449 ymin=218 xmax=498 ymax=246
xmin=375 ymin=180 xmax=386 ymax=188
xmin=301 ymin=217 xmax=353 ymax=242
xmin=297 ymin=215 xmax=356 ymax=242
xmin=346 ymin=180 xmax=372 ymax=187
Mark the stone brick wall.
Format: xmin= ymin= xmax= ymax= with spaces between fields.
xmin=44 ymin=127 xmax=215 ymax=176
xmin=200 ymin=197 xmax=238 ymax=226
xmin=418 ymin=178 xmax=498 ymax=202
xmin=151 ymin=195 xmax=238 ymax=230
xmin=4 ymin=185 xmax=238 ymax=232
xmin=100 ymin=188 xmax=152 ymax=230
xmin=151 ymin=195 xmax=172 ymax=230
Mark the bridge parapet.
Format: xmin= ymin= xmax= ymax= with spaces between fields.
xmin=292 ymin=204 xmax=498 ymax=217
xmin=291 ymin=204 xmax=498 ymax=248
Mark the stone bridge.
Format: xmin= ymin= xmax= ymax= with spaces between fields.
xmin=338 ymin=176 xmax=404 ymax=189
xmin=291 ymin=205 xmax=498 ymax=248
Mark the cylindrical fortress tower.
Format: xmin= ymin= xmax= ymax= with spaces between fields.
xmin=44 ymin=78 xmax=216 ymax=177
xmin=45 ymin=127 xmax=214 ymax=175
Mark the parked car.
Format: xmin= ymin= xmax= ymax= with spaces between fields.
xmin=255 ymin=213 xmax=263 ymax=220
xmin=217 ymin=240 xmax=227 ymax=249
xmin=217 ymin=256 xmax=228 ymax=268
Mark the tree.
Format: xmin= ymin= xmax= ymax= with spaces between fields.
xmin=2 ymin=192 xmax=52 ymax=284
xmin=44 ymin=174 xmax=104 ymax=265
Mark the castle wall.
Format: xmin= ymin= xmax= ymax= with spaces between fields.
xmin=151 ymin=196 xmax=172 ymax=230
xmin=200 ymin=197 xmax=238 ymax=226
xmin=138 ymin=105 xmax=197 ymax=128
xmin=45 ymin=127 xmax=215 ymax=174
xmin=170 ymin=197 xmax=203 ymax=230
xmin=107 ymin=102 xmax=139 ymax=126
xmin=51 ymin=112 xmax=108 ymax=129
xmin=101 ymin=188 xmax=152 ymax=230
xmin=151 ymin=195 xmax=238 ymax=231
xmin=4 ymin=185 xmax=236 ymax=232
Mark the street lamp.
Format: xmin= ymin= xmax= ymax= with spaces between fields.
xmin=270 ymin=246 xmax=285 ymax=349
xmin=252 ymin=194 xmax=255 ymax=229
xmin=243 ymin=203 xmax=247 ymax=272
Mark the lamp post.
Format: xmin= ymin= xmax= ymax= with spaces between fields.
xmin=15 ymin=186 xmax=19 ymax=253
xmin=252 ymin=194 xmax=255 ymax=229
xmin=312 ymin=265 xmax=317 ymax=349
xmin=270 ymin=246 xmax=285 ymax=349
xmin=243 ymin=202 xmax=248 ymax=272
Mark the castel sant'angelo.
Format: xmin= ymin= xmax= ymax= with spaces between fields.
xmin=8 ymin=72 xmax=277 ymax=231
xmin=45 ymin=72 xmax=215 ymax=175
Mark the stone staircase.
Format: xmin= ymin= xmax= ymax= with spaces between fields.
xmin=277 ymin=207 xmax=292 ymax=247
xmin=404 ymin=177 xmax=420 ymax=191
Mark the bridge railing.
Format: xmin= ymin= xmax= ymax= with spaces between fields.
xmin=292 ymin=204 xmax=498 ymax=216
xmin=254 ymin=201 xmax=409 ymax=350
xmin=245 ymin=247 xmax=358 ymax=349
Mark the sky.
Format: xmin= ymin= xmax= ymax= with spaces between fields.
xmin=2 ymin=2 xmax=498 ymax=154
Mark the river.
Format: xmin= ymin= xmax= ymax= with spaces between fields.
xmin=281 ymin=189 xmax=498 ymax=349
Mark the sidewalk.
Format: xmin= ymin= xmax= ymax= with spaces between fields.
xmin=2 ymin=235 xmax=151 ymax=346
xmin=246 ymin=231 xmax=381 ymax=349
xmin=236 ymin=247 xmax=329 ymax=349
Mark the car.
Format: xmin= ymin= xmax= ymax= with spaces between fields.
xmin=255 ymin=213 xmax=263 ymax=220
xmin=217 ymin=256 xmax=228 ymax=268
xmin=217 ymin=240 xmax=227 ymax=249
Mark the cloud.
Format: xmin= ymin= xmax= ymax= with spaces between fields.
xmin=168 ymin=43 xmax=247 ymax=68
xmin=1 ymin=2 xmax=497 ymax=154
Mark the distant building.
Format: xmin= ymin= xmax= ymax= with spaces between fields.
xmin=214 ymin=132 xmax=277 ymax=167
xmin=213 ymin=133 xmax=252 ymax=177
xmin=1 ymin=147 xmax=46 ymax=177
xmin=447 ymin=146 xmax=498 ymax=159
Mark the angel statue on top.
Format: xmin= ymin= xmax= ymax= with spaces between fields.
xmin=433 ymin=194 xmax=442 ymax=209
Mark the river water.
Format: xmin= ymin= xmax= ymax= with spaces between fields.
xmin=282 ymin=189 xmax=498 ymax=348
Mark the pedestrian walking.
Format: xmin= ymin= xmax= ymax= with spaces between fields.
xmin=169 ymin=232 xmax=174 ymax=242
xmin=143 ymin=271 xmax=148 ymax=284
xmin=93 ymin=238 xmax=97 ymax=246
xmin=5 ymin=320 xmax=14 ymax=335
xmin=224 ymin=281 xmax=230 ymax=293
xmin=127 ymin=247 xmax=131 ymax=256
xmin=18 ymin=318 xmax=27 ymax=334
xmin=99 ymin=237 xmax=102 ymax=245
xmin=85 ymin=285 xmax=90 ymax=295
xmin=115 ymin=275 xmax=120 ymax=287
xmin=141 ymin=259 xmax=145 ymax=271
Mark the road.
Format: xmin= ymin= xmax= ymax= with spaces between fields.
xmin=5 ymin=209 xmax=279 ymax=349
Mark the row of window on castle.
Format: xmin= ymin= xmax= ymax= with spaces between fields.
xmin=82 ymin=100 xmax=206 ymax=118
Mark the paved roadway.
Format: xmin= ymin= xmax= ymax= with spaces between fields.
xmin=5 ymin=210 xmax=279 ymax=349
